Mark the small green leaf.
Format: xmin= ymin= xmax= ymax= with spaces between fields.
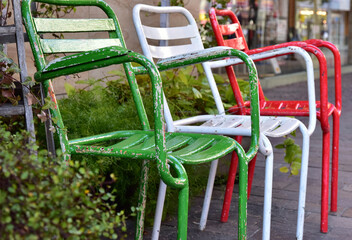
xmin=195 ymin=64 xmax=204 ymax=74
xmin=279 ymin=166 xmax=289 ymax=173
xmin=177 ymin=70 xmax=188 ymax=85
xmin=275 ymin=144 xmax=285 ymax=149
xmin=64 ymin=82 xmax=76 ymax=96
xmin=213 ymin=73 xmax=226 ymax=84
xmin=291 ymin=167 xmax=300 ymax=175
xmin=283 ymin=137 xmax=295 ymax=145
xmin=192 ymin=88 xmax=202 ymax=99
xmin=20 ymin=171 xmax=29 ymax=180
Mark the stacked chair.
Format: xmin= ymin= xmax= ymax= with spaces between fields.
xmin=21 ymin=0 xmax=262 ymax=239
xmin=209 ymin=8 xmax=341 ymax=233
xmin=133 ymin=4 xmax=316 ymax=240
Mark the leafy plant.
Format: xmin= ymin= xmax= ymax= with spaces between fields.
xmin=276 ymin=132 xmax=302 ymax=176
xmin=0 ymin=51 xmax=21 ymax=106
xmin=159 ymin=0 xmax=184 ymax=7
xmin=59 ymin=71 xmax=220 ymax=225
xmin=0 ymin=122 xmax=128 ymax=239
xmin=0 ymin=0 xmax=11 ymax=27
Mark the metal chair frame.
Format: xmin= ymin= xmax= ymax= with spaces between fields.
xmin=133 ymin=4 xmax=316 ymax=239
xmin=209 ymin=8 xmax=342 ymax=233
xmin=21 ymin=1 xmax=261 ymax=239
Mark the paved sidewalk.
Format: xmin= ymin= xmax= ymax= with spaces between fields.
xmin=139 ymin=72 xmax=352 ymax=239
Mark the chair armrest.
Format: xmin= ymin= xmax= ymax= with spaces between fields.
xmin=35 ymin=45 xmax=189 ymax=187
xmin=207 ymin=46 xmax=317 ymax=136
xmin=34 ymin=46 xmax=131 ymax=82
xmin=131 ymin=46 xmax=232 ymax=75
xmin=305 ymin=39 xmax=342 ymax=114
xmin=135 ymin=47 xmax=261 ymax=161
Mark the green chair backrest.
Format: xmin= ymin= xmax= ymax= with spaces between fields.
xmin=21 ymin=0 xmax=150 ymax=146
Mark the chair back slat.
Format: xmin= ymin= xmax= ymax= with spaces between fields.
xmin=142 ymin=24 xmax=198 ymax=40
xmin=34 ymin=18 xmax=116 ymax=33
xmin=209 ymin=9 xmax=249 ymax=52
xmin=40 ymin=39 xmax=122 ymax=53
xmin=224 ymin=38 xmax=246 ymax=51
xmin=133 ymin=4 xmax=204 ymax=61
xmin=149 ymin=44 xmax=203 ymax=59
xmin=219 ymin=23 xmax=239 ymax=36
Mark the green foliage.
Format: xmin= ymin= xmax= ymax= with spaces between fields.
xmin=133 ymin=65 xmax=243 ymax=117
xmin=276 ymin=134 xmax=302 ymax=176
xmin=159 ymin=0 xmax=184 ymax=7
xmin=34 ymin=3 xmax=76 ymax=18
xmin=0 ymin=122 xmax=128 ymax=239
xmin=58 ymin=70 xmax=223 ymax=225
xmin=0 ymin=51 xmax=21 ymax=105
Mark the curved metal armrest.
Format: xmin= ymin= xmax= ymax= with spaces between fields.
xmin=305 ymin=39 xmax=342 ymax=114
xmin=207 ymin=46 xmax=317 ymax=136
xmin=34 ymin=46 xmax=130 ymax=81
xmin=33 ymin=45 xmax=188 ymax=187
xmin=135 ymin=47 xmax=261 ymax=161
xmin=243 ymin=42 xmax=330 ymax=127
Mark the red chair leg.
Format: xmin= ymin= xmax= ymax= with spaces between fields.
xmin=331 ymin=110 xmax=340 ymax=212
xmin=321 ymin=130 xmax=330 ymax=233
xmin=247 ymin=154 xmax=257 ymax=199
xmin=221 ymin=136 xmax=242 ymax=222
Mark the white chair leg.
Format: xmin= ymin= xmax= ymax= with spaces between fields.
xmin=199 ymin=159 xmax=219 ymax=230
xmin=296 ymin=123 xmax=310 ymax=240
xmin=260 ymin=136 xmax=273 ymax=240
xmin=151 ymin=180 xmax=167 ymax=240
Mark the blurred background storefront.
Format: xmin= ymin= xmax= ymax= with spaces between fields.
xmin=200 ymin=0 xmax=351 ymax=75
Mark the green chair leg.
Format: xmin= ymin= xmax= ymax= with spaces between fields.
xmin=135 ymin=160 xmax=151 ymax=240
xmin=238 ymin=157 xmax=249 ymax=240
xmin=178 ymin=184 xmax=189 ymax=240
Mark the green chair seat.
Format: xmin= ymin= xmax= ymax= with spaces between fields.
xmin=69 ymin=131 xmax=235 ymax=164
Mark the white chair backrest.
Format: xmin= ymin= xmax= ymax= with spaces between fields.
xmin=133 ymin=4 xmax=204 ymax=60
xmin=133 ymin=4 xmax=227 ymax=131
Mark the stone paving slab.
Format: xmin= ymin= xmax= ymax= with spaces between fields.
xmin=132 ymin=72 xmax=352 ymax=239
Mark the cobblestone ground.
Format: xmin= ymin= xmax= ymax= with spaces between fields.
xmin=132 ymin=72 xmax=352 ymax=240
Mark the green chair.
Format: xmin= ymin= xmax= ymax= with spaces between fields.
xmin=21 ymin=0 xmax=260 ymax=239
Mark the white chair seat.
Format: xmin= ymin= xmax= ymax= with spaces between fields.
xmin=174 ymin=115 xmax=300 ymax=138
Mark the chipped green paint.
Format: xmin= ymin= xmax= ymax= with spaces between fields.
xmin=22 ymin=0 xmax=260 ymax=239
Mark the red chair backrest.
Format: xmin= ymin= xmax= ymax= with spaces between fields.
xmin=209 ymin=8 xmax=266 ymax=106
xmin=209 ymin=8 xmax=249 ymax=52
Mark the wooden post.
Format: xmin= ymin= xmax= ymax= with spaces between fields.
xmin=12 ymin=0 xmax=36 ymax=143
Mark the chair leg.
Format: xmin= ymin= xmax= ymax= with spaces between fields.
xmin=320 ymin=130 xmax=330 ymax=233
xmin=135 ymin=160 xmax=150 ymax=240
xmin=261 ymin=136 xmax=273 ymax=240
xmin=221 ymin=136 xmax=242 ymax=222
xmin=296 ymin=123 xmax=310 ymax=240
xmin=199 ymin=159 xmax=219 ymax=230
xmin=331 ymin=110 xmax=340 ymax=212
xmin=247 ymin=154 xmax=258 ymax=199
xmin=151 ymin=180 xmax=168 ymax=240
xmin=238 ymin=154 xmax=249 ymax=240
xmin=178 ymin=183 xmax=190 ymax=240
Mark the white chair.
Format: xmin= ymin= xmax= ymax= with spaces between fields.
xmin=133 ymin=4 xmax=316 ymax=240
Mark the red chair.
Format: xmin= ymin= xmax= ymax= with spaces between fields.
xmin=209 ymin=8 xmax=341 ymax=233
